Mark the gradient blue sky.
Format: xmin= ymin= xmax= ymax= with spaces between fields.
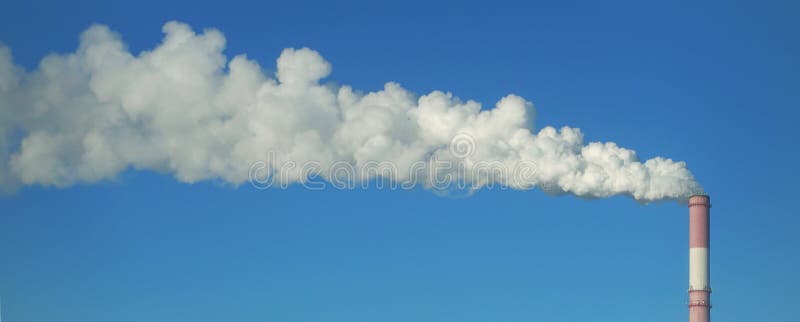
xmin=1 ymin=0 xmax=798 ymax=321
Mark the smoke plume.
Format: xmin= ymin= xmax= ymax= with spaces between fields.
xmin=0 ymin=21 xmax=702 ymax=201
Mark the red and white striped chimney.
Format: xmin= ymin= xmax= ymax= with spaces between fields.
xmin=688 ymin=194 xmax=711 ymax=322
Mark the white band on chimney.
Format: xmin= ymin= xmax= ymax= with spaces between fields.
xmin=689 ymin=247 xmax=709 ymax=290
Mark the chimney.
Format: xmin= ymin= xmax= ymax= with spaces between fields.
xmin=688 ymin=194 xmax=711 ymax=322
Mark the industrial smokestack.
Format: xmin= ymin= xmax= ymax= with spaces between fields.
xmin=688 ymin=194 xmax=711 ymax=322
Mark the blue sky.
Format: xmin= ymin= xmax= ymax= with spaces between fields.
xmin=1 ymin=0 xmax=799 ymax=321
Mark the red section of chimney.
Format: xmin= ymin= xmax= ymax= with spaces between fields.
xmin=689 ymin=196 xmax=711 ymax=248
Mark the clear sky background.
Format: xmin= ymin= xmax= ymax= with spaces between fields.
xmin=0 ymin=0 xmax=798 ymax=321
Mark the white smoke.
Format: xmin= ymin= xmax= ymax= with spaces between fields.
xmin=0 ymin=21 xmax=702 ymax=201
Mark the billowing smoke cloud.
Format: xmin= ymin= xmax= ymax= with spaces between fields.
xmin=0 ymin=21 xmax=702 ymax=201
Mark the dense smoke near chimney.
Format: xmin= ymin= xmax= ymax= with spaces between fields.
xmin=0 ymin=21 xmax=702 ymax=201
